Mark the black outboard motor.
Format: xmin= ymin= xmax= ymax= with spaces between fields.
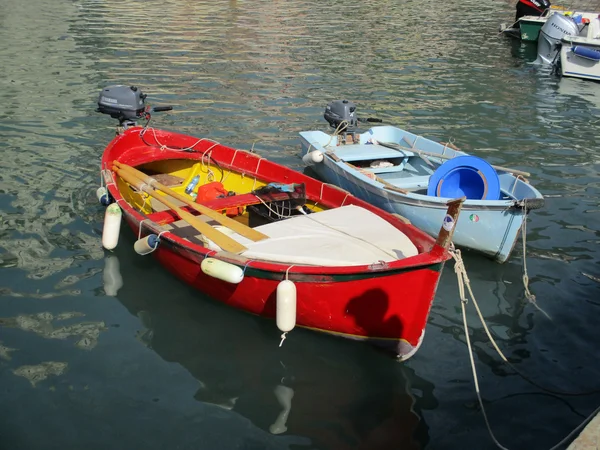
xmin=324 ymin=100 xmax=358 ymax=132
xmin=515 ymin=0 xmax=551 ymax=21
xmin=96 ymin=85 xmax=173 ymax=128
xmin=323 ymin=100 xmax=383 ymax=144
xmin=97 ymin=85 xmax=147 ymax=124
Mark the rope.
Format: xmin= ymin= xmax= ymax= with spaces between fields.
xmin=323 ymin=120 xmax=349 ymax=148
xmin=453 ymin=249 xmax=510 ymax=450
xmin=301 ymin=209 xmax=398 ymax=260
xmin=279 ymin=332 xmax=287 ymax=347
xmin=452 ymin=249 xmax=600 ymax=450
xmin=141 ymin=126 xmax=220 ymax=153
xmin=138 ymin=219 xmax=150 ymax=240
xmin=255 ymin=195 xmax=294 ymax=220
xmin=520 ymin=201 xmax=551 ymax=320
xmin=285 ymin=265 xmax=295 ymax=280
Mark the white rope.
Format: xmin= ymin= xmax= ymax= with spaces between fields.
xmin=141 ymin=126 xmax=220 ymax=153
xmin=301 ymin=209 xmax=398 ymax=260
xmin=520 ymin=201 xmax=551 ymax=320
xmin=285 ymin=265 xmax=295 ymax=280
xmin=138 ymin=219 xmax=150 ymax=240
xmin=254 ymin=195 xmax=294 ymax=220
xmin=279 ymin=332 xmax=287 ymax=347
xmin=323 ymin=120 xmax=349 ymax=148
xmin=452 ymin=249 xmax=600 ymax=450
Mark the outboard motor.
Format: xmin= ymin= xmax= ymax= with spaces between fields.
xmin=324 ymin=100 xmax=358 ymax=132
xmin=97 ymin=85 xmax=148 ymax=124
xmin=96 ymin=85 xmax=172 ymax=127
xmin=323 ymin=99 xmax=383 ymax=139
xmin=536 ymin=13 xmax=579 ymax=64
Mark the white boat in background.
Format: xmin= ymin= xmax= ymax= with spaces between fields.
xmin=560 ymin=22 xmax=600 ymax=81
xmin=536 ymin=10 xmax=600 ymax=81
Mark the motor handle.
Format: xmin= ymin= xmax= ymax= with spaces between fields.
xmin=152 ymin=106 xmax=173 ymax=112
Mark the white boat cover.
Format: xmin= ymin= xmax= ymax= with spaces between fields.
xmin=207 ymin=205 xmax=419 ymax=267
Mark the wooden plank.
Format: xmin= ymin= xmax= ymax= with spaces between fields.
xmin=114 ymin=162 xmax=269 ymax=242
xmin=113 ymin=166 xmax=248 ymax=254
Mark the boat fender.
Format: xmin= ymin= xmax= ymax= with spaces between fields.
xmin=201 ymin=258 xmax=244 ymax=284
xmin=102 ymin=203 xmax=122 ymax=250
xmin=572 ymin=46 xmax=600 ymax=61
xmin=103 ymin=254 xmax=123 ymax=296
xmin=301 ymin=150 xmax=324 ymax=166
xmin=276 ymin=280 xmax=297 ymax=333
xmin=134 ymin=234 xmax=160 ymax=256
xmin=96 ymin=186 xmax=111 ymax=206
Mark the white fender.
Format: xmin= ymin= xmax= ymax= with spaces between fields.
xmin=301 ymin=150 xmax=324 ymax=166
xmin=201 ymin=258 xmax=244 ymax=284
xmin=96 ymin=186 xmax=109 ymax=206
xmin=276 ymin=280 xmax=297 ymax=333
xmin=102 ymin=203 xmax=121 ymax=250
xmin=134 ymin=234 xmax=160 ymax=256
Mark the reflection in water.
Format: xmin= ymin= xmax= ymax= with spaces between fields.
xmin=0 ymin=312 xmax=106 ymax=350
xmin=0 ymin=343 xmax=16 ymax=361
xmin=102 ymin=253 xmax=123 ymax=296
xmin=116 ymin=262 xmax=430 ymax=449
xmin=558 ymin=77 xmax=600 ymax=111
xmin=12 ymin=361 xmax=68 ymax=387
xmin=269 ymin=385 xmax=294 ymax=435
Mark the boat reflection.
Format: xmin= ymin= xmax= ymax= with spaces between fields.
xmin=114 ymin=244 xmax=430 ymax=450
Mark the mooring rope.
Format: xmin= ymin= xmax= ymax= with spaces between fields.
xmin=519 ymin=201 xmax=551 ymax=320
xmin=452 ymin=249 xmax=600 ymax=449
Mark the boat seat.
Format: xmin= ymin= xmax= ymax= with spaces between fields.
xmin=203 ymin=205 xmax=419 ymax=266
xmin=330 ymin=144 xmax=414 ymax=162
xmin=380 ymin=175 xmax=431 ymax=190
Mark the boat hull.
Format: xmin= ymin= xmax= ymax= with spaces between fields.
xmin=560 ymin=40 xmax=600 ymax=81
xmin=519 ymin=17 xmax=546 ymax=42
xmin=121 ymin=213 xmax=444 ymax=360
xmin=304 ymin=158 xmax=524 ymax=263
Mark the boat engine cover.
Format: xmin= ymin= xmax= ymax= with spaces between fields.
xmin=324 ymin=100 xmax=358 ymax=132
xmin=536 ymin=14 xmax=579 ymax=64
xmin=97 ymin=85 xmax=147 ymax=121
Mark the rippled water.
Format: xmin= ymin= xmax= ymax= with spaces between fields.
xmin=1 ymin=0 xmax=600 ymax=448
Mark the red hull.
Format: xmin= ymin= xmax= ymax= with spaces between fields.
xmin=102 ymin=127 xmax=457 ymax=359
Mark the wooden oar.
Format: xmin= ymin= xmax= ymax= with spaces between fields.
xmin=381 ymin=139 xmax=531 ymax=178
xmin=113 ymin=166 xmax=248 ymax=254
xmin=113 ymin=161 xmax=268 ymax=242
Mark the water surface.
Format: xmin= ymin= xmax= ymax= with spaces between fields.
xmin=1 ymin=0 xmax=599 ymax=449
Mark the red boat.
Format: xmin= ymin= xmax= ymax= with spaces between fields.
xmin=96 ymin=86 xmax=463 ymax=359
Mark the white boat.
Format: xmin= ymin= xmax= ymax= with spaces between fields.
xmin=300 ymin=101 xmax=545 ymax=263
xmin=536 ymin=10 xmax=600 ymax=80
xmin=560 ymin=20 xmax=600 ymax=81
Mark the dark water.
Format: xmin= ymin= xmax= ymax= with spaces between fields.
xmin=1 ymin=0 xmax=600 ymax=449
